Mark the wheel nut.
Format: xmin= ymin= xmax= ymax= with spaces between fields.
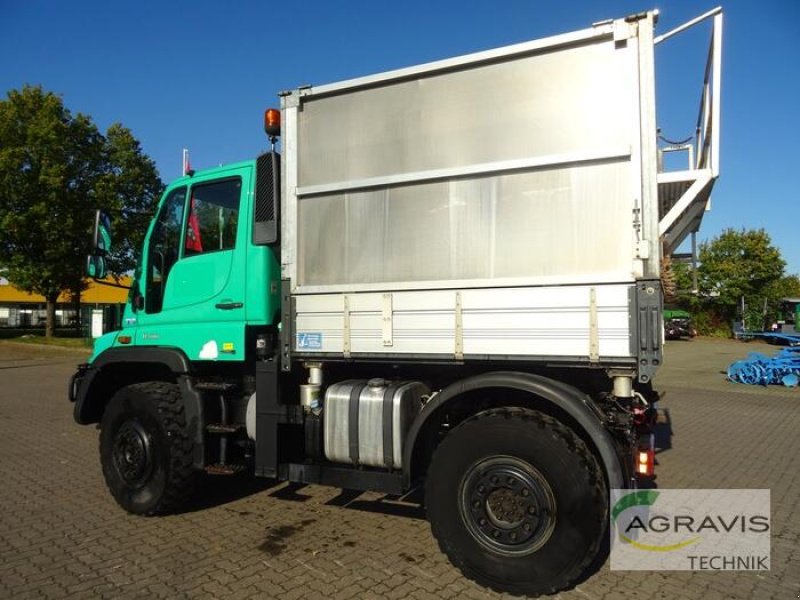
xmin=510 ymin=533 xmax=518 ymax=541
xmin=490 ymin=476 xmax=498 ymax=485
xmin=528 ymin=506 xmax=537 ymax=515
xmin=493 ymin=530 xmax=501 ymax=539
xmin=479 ymin=518 xmax=487 ymax=526
xmin=478 ymin=485 xmax=485 ymax=494
xmin=524 ymin=523 xmax=532 ymax=531
xmin=521 ymin=489 xmax=530 ymax=497
xmin=473 ymin=500 xmax=480 ymax=509
xmin=507 ymin=477 xmax=515 ymax=485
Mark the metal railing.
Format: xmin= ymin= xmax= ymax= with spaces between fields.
xmin=656 ymin=7 xmax=723 ymax=176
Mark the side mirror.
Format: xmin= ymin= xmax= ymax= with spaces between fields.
xmin=87 ymin=210 xmax=112 ymax=279
xmin=93 ymin=210 xmax=112 ymax=254
xmin=87 ymin=254 xmax=107 ymax=279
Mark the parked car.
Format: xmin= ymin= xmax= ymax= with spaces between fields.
xmin=664 ymin=309 xmax=696 ymax=340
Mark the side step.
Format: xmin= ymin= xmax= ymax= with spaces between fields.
xmin=198 ymin=381 xmax=244 ymax=474
xmin=195 ymin=381 xmax=238 ymax=392
xmin=206 ymin=423 xmax=242 ymax=434
xmin=206 ymin=463 xmax=247 ymax=476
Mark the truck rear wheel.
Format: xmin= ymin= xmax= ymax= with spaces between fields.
xmin=99 ymin=381 xmax=198 ymax=515
xmin=425 ymin=407 xmax=607 ymax=596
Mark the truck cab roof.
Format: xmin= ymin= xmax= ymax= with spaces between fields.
xmin=174 ymin=159 xmax=257 ymax=184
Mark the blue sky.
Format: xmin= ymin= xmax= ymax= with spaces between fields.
xmin=2 ymin=0 xmax=798 ymax=275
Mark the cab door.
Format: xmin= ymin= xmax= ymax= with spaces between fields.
xmin=136 ymin=165 xmax=251 ymax=361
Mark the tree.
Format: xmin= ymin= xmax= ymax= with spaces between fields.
xmin=0 ymin=85 xmax=163 ymax=337
xmin=666 ymin=259 xmax=700 ymax=310
xmin=767 ymin=274 xmax=800 ymax=300
xmin=97 ymin=124 xmax=164 ymax=275
xmin=697 ymin=228 xmax=788 ymax=330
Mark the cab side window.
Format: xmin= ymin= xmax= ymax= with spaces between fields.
xmin=146 ymin=187 xmax=186 ymax=313
xmin=184 ymin=178 xmax=241 ymax=256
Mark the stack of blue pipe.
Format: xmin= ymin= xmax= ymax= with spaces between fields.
xmin=727 ymin=347 xmax=800 ymax=387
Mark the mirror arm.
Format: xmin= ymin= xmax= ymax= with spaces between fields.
xmin=91 ymin=278 xmax=132 ymax=290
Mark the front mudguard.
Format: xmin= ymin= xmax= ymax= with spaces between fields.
xmin=68 ymin=363 xmax=90 ymax=405
xmin=67 ymin=347 xmax=205 ymax=470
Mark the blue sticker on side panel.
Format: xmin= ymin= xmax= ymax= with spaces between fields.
xmin=296 ymin=332 xmax=323 ymax=350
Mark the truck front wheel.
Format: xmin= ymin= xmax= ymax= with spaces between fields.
xmin=425 ymin=407 xmax=608 ymax=596
xmin=99 ymin=381 xmax=198 ymax=515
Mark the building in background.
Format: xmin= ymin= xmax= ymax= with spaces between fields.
xmin=0 ymin=276 xmax=130 ymax=332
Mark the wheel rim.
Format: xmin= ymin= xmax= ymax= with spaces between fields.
xmin=112 ymin=420 xmax=154 ymax=488
xmin=459 ymin=456 xmax=556 ymax=556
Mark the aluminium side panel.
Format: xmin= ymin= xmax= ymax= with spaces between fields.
xmin=283 ymin=19 xmax=647 ymax=292
xmin=295 ymin=162 xmax=635 ymax=291
xmin=282 ymin=15 xmax=656 ymax=364
xmin=294 ymin=284 xmax=632 ymax=361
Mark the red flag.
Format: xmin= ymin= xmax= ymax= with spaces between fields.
xmin=185 ymin=197 xmax=203 ymax=252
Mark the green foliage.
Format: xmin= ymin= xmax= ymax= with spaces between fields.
xmin=767 ymin=274 xmax=800 ymax=303
xmin=0 ymin=85 xmax=163 ymax=335
xmin=671 ymin=260 xmax=693 ymax=291
xmin=669 ymin=261 xmax=701 ymax=310
xmin=99 ymin=124 xmax=164 ymax=273
xmin=0 ymin=86 xmax=99 ymax=310
xmin=688 ymin=310 xmax=730 ymax=338
xmin=673 ymin=228 xmax=796 ymax=335
xmin=697 ymin=228 xmax=784 ymax=316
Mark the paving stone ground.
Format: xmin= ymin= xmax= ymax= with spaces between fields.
xmin=0 ymin=338 xmax=797 ymax=599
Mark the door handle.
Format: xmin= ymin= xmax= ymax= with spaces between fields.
xmin=215 ymin=302 xmax=243 ymax=310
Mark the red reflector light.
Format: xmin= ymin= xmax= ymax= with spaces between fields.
xmin=636 ymin=448 xmax=655 ymax=477
xmin=118 ymin=335 xmax=132 ymax=345
xmin=635 ymin=432 xmax=655 ymax=477
xmin=264 ymin=108 xmax=281 ymax=138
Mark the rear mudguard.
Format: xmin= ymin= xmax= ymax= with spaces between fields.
xmin=403 ymin=371 xmax=625 ymax=491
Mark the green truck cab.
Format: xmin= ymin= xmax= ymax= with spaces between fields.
xmin=90 ymin=159 xmax=280 ymax=363
xmin=70 ymin=151 xmax=283 ymax=490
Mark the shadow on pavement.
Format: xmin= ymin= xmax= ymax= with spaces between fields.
xmin=183 ymin=474 xmax=283 ymax=513
xmin=269 ymin=481 xmax=314 ymax=502
xmin=263 ymin=480 xmax=427 ymax=520
xmin=654 ymin=407 xmax=673 ymax=453
xmin=324 ymin=486 xmax=426 ymax=520
xmin=334 ymin=495 xmax=426 ymax=520
xmin=181 ymin=473 xmax=427 ymax=519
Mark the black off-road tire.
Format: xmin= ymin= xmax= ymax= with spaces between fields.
xmin=99 ymin=381 xmax=198 ymax=515
xmin=425 ymin=407 xmax=608 ymax=596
